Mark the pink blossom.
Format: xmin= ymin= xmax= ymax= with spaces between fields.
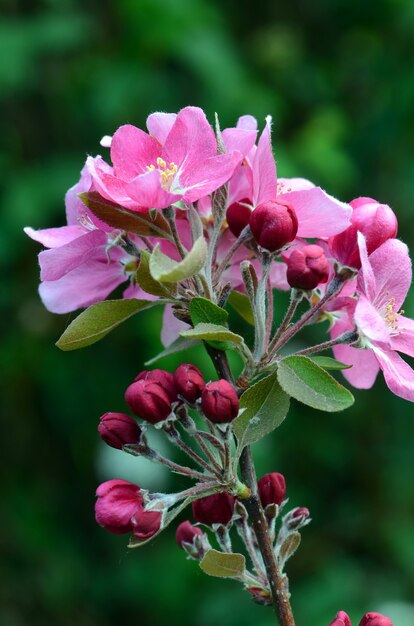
xmin=332 ymin=234 xmax=414 ymax=401
xmin=87 ymin=106 xmax=252 ymax=211
xmin=95 ymin=479 xmax=143 ymax=534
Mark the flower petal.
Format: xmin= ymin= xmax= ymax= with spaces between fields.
xmin=333 ymin=343 xmax=380 ymax=389
xmin=127 ymin=168 xmax=178 ymax=210
xmin=180 ymin=151 xmax=242 ymax=203
xmin=252 ymin=116 xmax=277 ymax=207
xmin=222 ymin=127 xmax=257 ymax=158
xmin=355 ymin=294 xmax=390 ymax=346
xmin=357 ymin=232 xmax=377 ymax=301
xmin=278 ymin=186 xmax=352 ymax=238
xmin=24 ymin=225 xmax=84 ymax=248
xmin=390 ymin=315 xmax=414 ymax=358
xmin=111 ymin=124 xmax=161 ymax=181
xmin=237 ymin=115 xmax=258 ymax=131
xmin=146 ymin=112 xmax=177 ymax=144
xmin=368 ymin=238 xmax=412 ymax=311
xmin=163 ymin=106 xmax=217 ymax=170
xmin=39 ymin=230 xmax=107 ymax=281
xmin=373 ymin=347 xmax=414 ymax=402
xmin=86 ymin=156 xmax=138 ymax=209
xmin=161 ymin=304 xmax=189 ymax=347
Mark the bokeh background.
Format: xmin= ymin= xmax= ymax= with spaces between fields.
xmin=2 ymin=1 xmax=414 ymax=625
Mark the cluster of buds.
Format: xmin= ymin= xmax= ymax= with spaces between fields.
xmin=329 ymin=610 xmax=393 ymax=626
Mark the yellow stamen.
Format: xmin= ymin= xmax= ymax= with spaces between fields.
xmin=146 ymin=158 xmax=178 ymax=190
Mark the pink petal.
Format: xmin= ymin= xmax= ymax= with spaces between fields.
xmin=252 ymin=116 xmax=277 ymax=207
xmin=357 ymin=232 xmax=377 ymax=301
xmin=228 ymin=163 xmax=252 ymax=205
xmin=123 ymin=282 xmax=157 ymax=301
xmin=278 ymin=186 xmax=352 ymax=238
xmin=368 ymin=238 xmax=412 ymax=311
xmin=373 ymin=347 xmax=414 ymax=402
xmin=24 ymin=225 xmax=84 ymax=248
xmin=277 ymin=177 xmax=315 ymax=193
xmin=180 ymin=151 xmax=242 ymax=203
xmin=127 ymin=168 xmax=178 ymax=210
xmin=110 ymin=124 xmax=161 ymax=181
xmin=146 ymin=112 xmax=177 ymax=144
xmin=39 ymin=255 xmax=125 ymax=314
xmin=163 ymin=106 xmax=217 ymax=171
xmin=355 ymin=294 xmax=390 ymax=346
xmin=269 ymin=261 xmax=289 ymax=291
xmin=65 ymin=164 xmax=93 ymax=225
xmin=39 ymin=230 xmax=107 ymax=281
xmin=86 ymin=156 xmax=139 ymax=209
xmin=222 ymin=127 xmax=257 ymax=158
xmin=161 ymin=304 xmax=190 ymax=347
xmin=333 ymin=343 xmax=380 ymax=389
xmin=390 ymin=315 xmax=414 ymax=358
xmin=237 ymin=115 xmax=258 ymax=131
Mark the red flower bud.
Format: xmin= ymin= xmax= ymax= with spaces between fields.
xmin=330 ymin=197 xmax=398 ymax=269
xmin=95 ymin=479 xmax=143 ymax=534
xmin=329 ymin=611 xmax=352 ymax=626
xmin=192 ymin=492 xmax=235 ymax=526
xmin=226 ymin=198 xmax=252 ymax=237
xmin=174 ymin=363 xmax=205 ymax=403
xmin=201 ymin=379 xmax=239 ymax=423
xmin=359 ymin=613 xmax=393 ymax=626
xmin=258 ymin=472 xmax=286 ymax=507
xmin=284 ymin=506 xmax=310 ymax=530
xmin=98 ymin=412 xmax=142 ymax=449
xmin=125 ymin=379 xmax=172 ymax=424
xmin=287 ymin=244 xmax=329 ymax=290
xmin=135 ymin=369 xmax=177 ymax=401
xmin=176 ymin=520 xmax=204 ymax=548
xmin=249 ymin=200 xmax=298 ymax=252
xmin=131 ymin=509 xmax=162 ymax=540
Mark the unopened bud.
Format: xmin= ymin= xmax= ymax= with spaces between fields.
xmin=135 ymin=369 xmax=177 ymax=401
xmin=258 ymin=472 xmax=286 ymax=507
xmin=329 ymin=611 xmax=352 ymax=626
xmin=249 ymin=200 xmax=298 ymax=252
xmin=359 ymin=613 xmax=393 ymax=626
xmin=330 ymin=197 xmax=398 ymax=269
xmin=95 ymin=479 xmax=143 ymax=534
xmin=131 ymin=509 xmax=162 ymax=540
xmin=226 ymin=199 xmax=252 ymax=237
xmin=201 ymin=379 xmax=239 ymax=423
xmin=98 ymin=412 xmax=142 ymax=449
xmin=176 ymin=520 xmax=204 ymax=548
xmin=174 ymin=363 xmax=205 ymax=403
xmin=287 ymin=244 xmax=329 ymax=290
xmin=284 ymin=507 xmax=310 ymax=530
xmin=125 ymin=379 xmax=172 ymax=424
xmin=192 ymin=492 xmax=235 ymax=526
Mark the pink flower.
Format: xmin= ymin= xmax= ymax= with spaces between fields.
xmin=226 ymin=116 xmax=352 ymax=238
xmin=25 ymin=166 xmax=151 ymax=314
xmin=332 ymin=234 xmax=414 ymax=401
xmin=87 ymin=106 xmax=251 ymax=211
xmin=95 ymin=479 xmax=143 ymax=534
xmin=329 ymin=611 xmax=352 ymax=626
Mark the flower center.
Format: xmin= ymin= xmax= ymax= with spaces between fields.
xmin=146 ymin=157 xmax=178 ymax=190
xmin=383 ymin=295 xmax=404 ymax=334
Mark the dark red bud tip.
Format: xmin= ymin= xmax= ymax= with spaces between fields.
xmin=134 ymin=369 xmax=177 ymax=401
xmin=258 ymin=472 xmax=286 ymax=507
xmin=359 ymin=613 xmax=393 ymax=626
xmin=98 ymin=412 xmax=142 ymax=449
xmin=131 ymin=509 xmax=162 ymax=540
xmin=176 ymin=520 xmax=203 ymax=548
xmin=201 ymin=379 xmax=239 ymax=423
xmin=287 ymin=244 xmax=329 ymax=290
xmin=192 ymin=492 xmax=235 ymax=526
xmin=125 ymin=379 xmax=172 ymax=424
xmin=174 ymin=363 xmax=205 ymax=403
xmin=285 ymin=506 xmax=310 ymax=530
xmin=249 ymin=200 xmax=298 ymax=252
xmin=328 ymin=611 xmax=352 ymax=626
xmin=226 ymin=199 xmax=252 ymax=237
xmin=95 ymin=479 xmax=143 ymax=534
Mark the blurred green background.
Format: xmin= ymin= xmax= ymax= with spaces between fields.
xmin=2 ymin=0 xmax=414 ymax=625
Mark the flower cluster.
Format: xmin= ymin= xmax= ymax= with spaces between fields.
xmin=26 ymin=105 xmax=410 ymax=624
xmin=329 ymin=610 xmax=392 ymax=626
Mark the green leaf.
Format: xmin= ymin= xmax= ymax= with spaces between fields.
xmin=277 ymin=355 xmax=354 ymax=412
xmin=233 ymin=373 xmax=290 ymax=448
xmin=145 ymin=336 xmax=200 ymax=366
xmin=227 ymin=291 xmax=255 ymax=326
xmin=79 ymin=191 xmax=171 ymax=238
xmin=56 ymin=299 xmax=158 ymax=351
xmin=309 ymin=356 xmax=352 ymax=370
xmin=190 ymin=297 xmax=228 ymax=327
xmin=135 ymin=250 xmax=174 ymax=297
xmin=278 ymin=532 xmax=301 ymax=568
xmin=149 ymin=236 xmax=207 ymax=283
xmin=181 ymin=323 xmax=243 ymax=345
xmin=200 ymin=550 xmax=246 ymax=578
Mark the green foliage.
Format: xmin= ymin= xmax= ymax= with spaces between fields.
xmin=56 ymin=299 xmax=158 ymax=350
xmin=135 ymin=250 xmax=174 ymax=297
xmin=310 ymin=356 xmax=353 ymax=370
xmin=189 ymin=297 xmax=229 ymax=327
xmin=233 ymin=373 xmax=290 ymax=448
xmin=200 ymin=550 xmax=246 ymax=578
xmin=227 ymin=291 xmax=255 ymax=325
xmin=277 ymin=356 xmax=355 ymax=412
xmin=149 ymin=237 xmax=207 ymax=283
